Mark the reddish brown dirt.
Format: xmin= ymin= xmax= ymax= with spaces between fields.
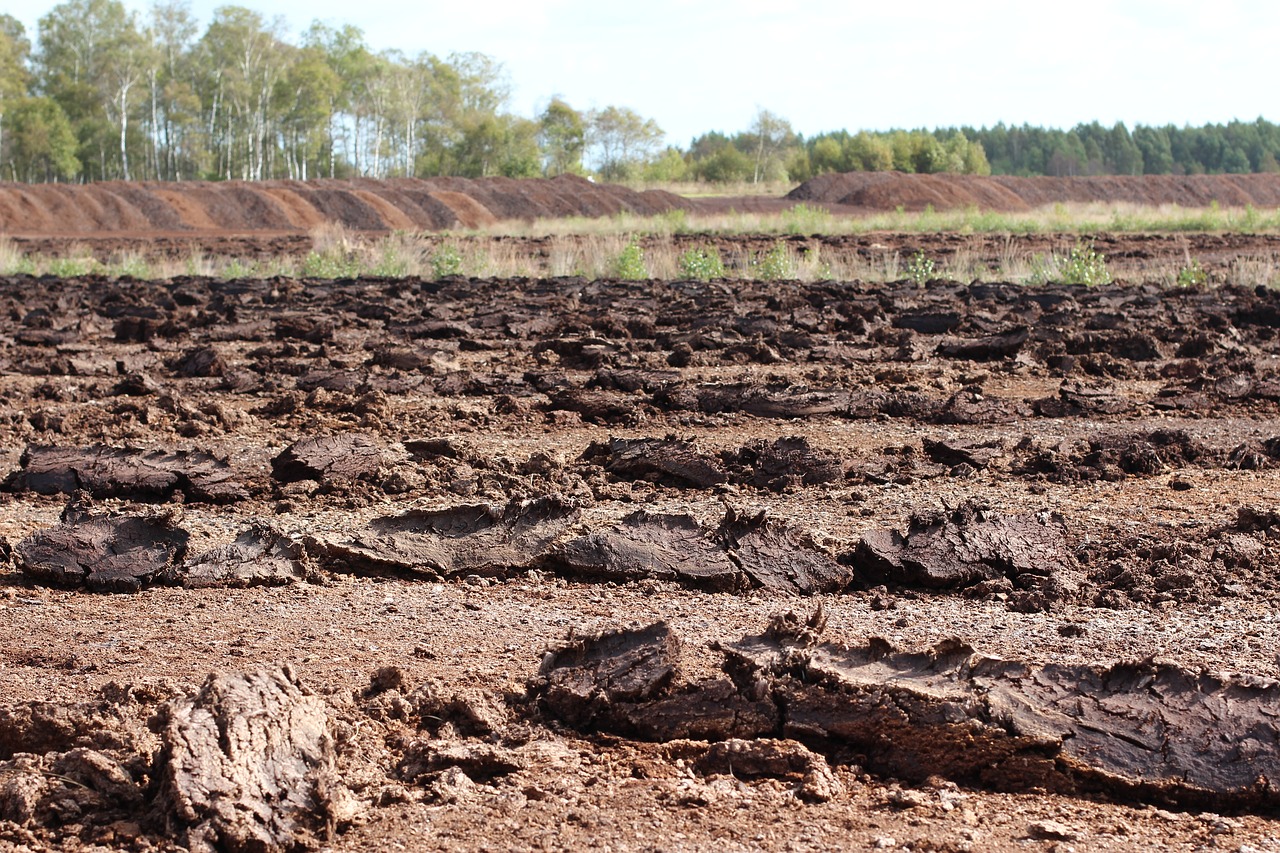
xmin=5 ymin=173 xmax=1280 ymax=238
xmin=787 ymin=171 xmax=1280 ymax=212
xmin=3 ymin=259 xmax=1280 ymax=849
xmin=0 ymin=175 xmax=689 ymax=235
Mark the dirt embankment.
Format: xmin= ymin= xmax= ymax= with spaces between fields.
xmin=0 ymin=175 xmax=688 ymax=236
xmin=6 ymin=172 xmax=1280 ymax=238
xmin=787 ymin=171 xmax=1280 ymax=212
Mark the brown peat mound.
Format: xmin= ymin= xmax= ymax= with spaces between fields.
xmin=788 ymin=171 xmax=1280 ymax=212
xmin=0 ymin=175 xmax=688 ymax=235
xmin=7 ymin=172 xmax=1280 ymax=239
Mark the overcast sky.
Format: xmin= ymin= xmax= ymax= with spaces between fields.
xmin=12 ymin=0 xmax=1278 ymax=146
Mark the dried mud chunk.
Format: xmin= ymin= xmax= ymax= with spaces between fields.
xmin=398 ymin=742 xmax=525 ymax=783
xmin=892 ymin=311 xmax=962 ymax=334
xmin=544 ymin=511 xmax=744 ymax=592
xmin=156 ymin=667 xmax=339 ymax=853
xmin=724 ymin=633 xmax=1280 ymax=811
xmin=937 ymin=388 xmax=1017 ymax=424
xmin=936 ymin=327 xmax=1030 ymax=361
xmin=295 ymin=367 xmax=365 ymax=393
xmin=609 ymin=677 xmax=778 ymax=741
xmin=693 ymin=739 xmax=841 ymax=802
xmin=1035 ymin=381 xmax=1134 ymax=417
xmin=1014 ymin=430 xmax=1205 ymax=483
xmin=718 ymin=509 xmax=851 ymax=595
xmin=847 ymin=503 xmax=1078 ymax=605
xmin=582 ymin=436 xmax=727 ymax=488
xmin=545 ymin=387 xmax=640 ymax=424
xmin=319 ymin=497 xmax=579 ymax=579
xmin=169 ymin=346 xmax=226 ymax=378
xmin=274 ymin=314 xmax=332 ymax=343
xmin=698 ymin=384 xmax=852 ymax=419
xmin=535 ymin=622 xmax=681 ymax=729
xmin=0 ymin=701 xmax=134 ymax=759
xmin=722 ymin=436 xmax=846 ymax=492
xmin=922 ymin=436 xmax=1003 ymax=469
xmin=175 ymin=525 xmax=308 ymax=589
xmin=10 ymin=444 xmax=247 ymax=502
xmin=0 ymin=749 xmax=142 ymax=830
xmin=16 ymin=505 xmax=189 ymax=593
xmin=271 ymin=433 xmax=391 ymax=485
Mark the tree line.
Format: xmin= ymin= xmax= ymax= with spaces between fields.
xmin=0 ymin=1 xmax=667 ymax=183
xmin=1 ymin=1 xmax=1278 ymax=184
xmin=666 ymin=119 xmax=1280 ymax=183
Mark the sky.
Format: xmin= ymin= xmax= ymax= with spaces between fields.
xmin=11 ymin=0 xmax=1279 ymax=146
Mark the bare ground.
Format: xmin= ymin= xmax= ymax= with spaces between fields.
xmin=2 ymin=259 xmax=1280 ymax=850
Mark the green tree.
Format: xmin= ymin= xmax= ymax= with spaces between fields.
xmin=1132 ymin=125 xmax=1173 ymax=174
xmin=146 ymin=0 xmax=201 ymax=179
xmin=642 ymin=146 xmax=689 ymax=181
xmin=195 ymin=6 xmax=290 ymax=180
xmin=274 ymin=41 xmax=340 ymax=178
xmin=414 ymin=51 xmax=514 ymax=177
xmin=538 ymin=97 xmax=584 ymax=176
xmin=588 ymin=105 xmax=663 ymax=179
xmin=4 ymin=96 xmax=80 ymax=180
xmin=809 ymin=136 xmax=842 ymax=174
xmin=846 ymin=132 xmax=893 ymax=171
xmin=745 ymin=108 xmax=793 ymax=183
xmin=452 ymin=112 xmax=538 ymax=177
xmin=694 ymin=142 xmax=752 ymax=182
xmin=0 ymin=16 xmax=31 ymax=102
xmin=37 ymin=0 xmax=150 ymax=179
xmin=0 ymin=16 xmax=33 ymax=167
xmin=305 ymin=22 xmax=365 ymax=177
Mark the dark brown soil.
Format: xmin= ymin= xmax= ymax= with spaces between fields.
xmin=788 ymin=171 xmax=1280 ymax=212
xmin=4 ymin=258 xmax=1280 ymax=850
xmin=6 ymin=173 xmax=1280 ymax=240
xmin=0 ymin=175 xmax=688 ymax=235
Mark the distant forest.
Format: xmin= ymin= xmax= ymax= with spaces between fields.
xmin=2 ymin=1 xmax=1279 ymax=184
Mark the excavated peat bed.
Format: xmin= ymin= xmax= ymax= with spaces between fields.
xmin=4 ymin=257 xmax=1280 ymax=850
xmin=10 ymin=231 xmax=1280 ymax=284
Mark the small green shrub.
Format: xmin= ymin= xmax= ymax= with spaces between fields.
xmin=0 ymin=239 xmax=36 ymax=275
xmin=431 ymin=245 xmax=464 ymax=279
xmin=1177 ymin=258 xmax=1209 ymax=288
xmin=1026 ymin=254 xmax=1057 ymax=286
xmin=371 ymin=239 xmax=417 ymax=278
xmin=678 ymin=247 xmax=725 ymax=281
xmin=109 ymin=254 xmax=152 ymax=279
xmin=220 ymin=258 xmax=255 ymax=280
xmin=613 ymin=240 xmax=647 ymax=280
xmin=45 ymin=257 xmax=95 ymax=278
xmin=799 ymin=248 xmax=832 ymax=281
xmin=657 ymin=208 xmax=689 ymax=234
xmin=782 ymin=203 xmax=832 ymax=235
xmin=301 ymin=250 xmax=360 ymax=279
xmin=4 ymin=256 xmax=37 ymax=275
xmin=906 ymin=250 xmax=935 ymax=285
xmin=754 ymin=242 xmax=794 ymax=281
xmin=1060 ymin=242 xmax=1111 ymax=286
